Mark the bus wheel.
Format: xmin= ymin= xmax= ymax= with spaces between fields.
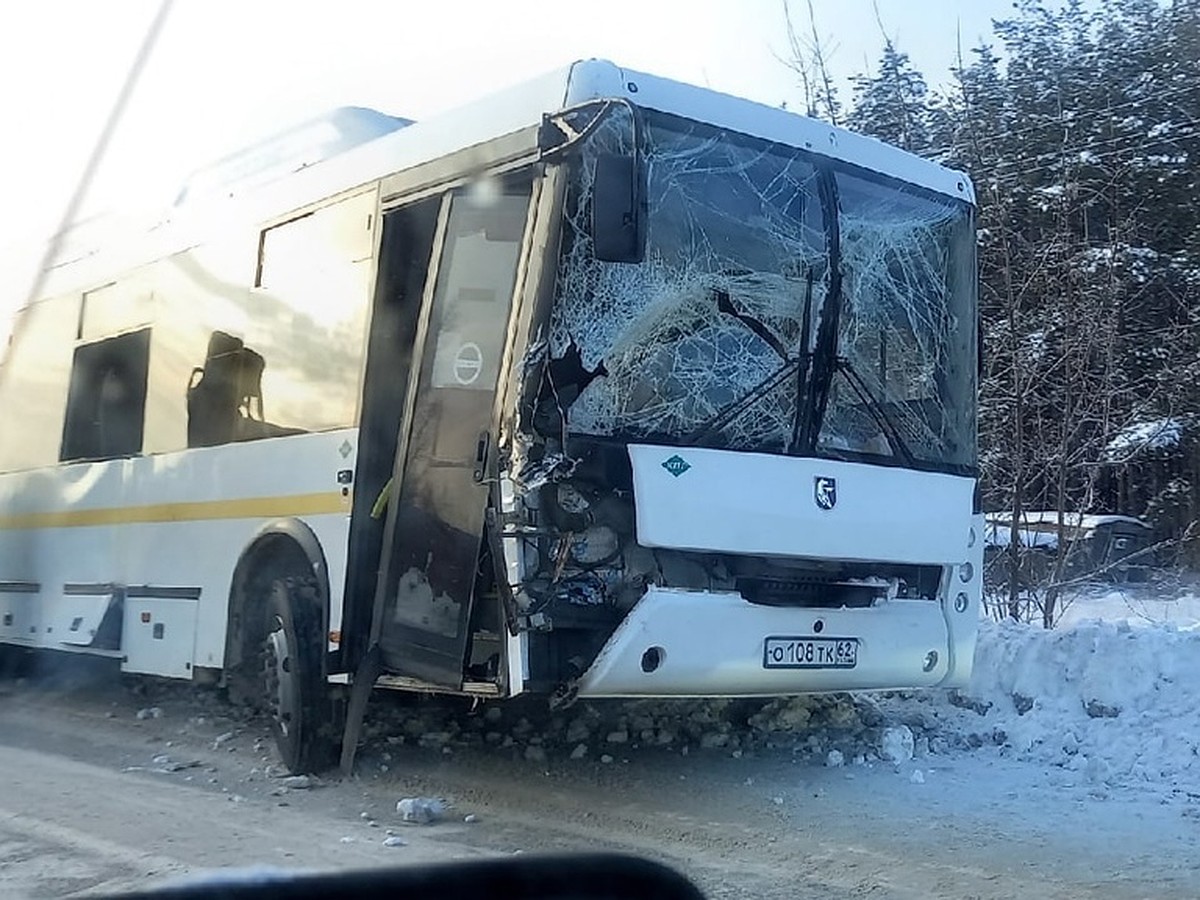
xmin=263 ymin=576 xmax=329 ymax=774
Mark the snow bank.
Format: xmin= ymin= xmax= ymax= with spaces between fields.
xmin=345 ymin=591 xmax=1200 ymax=796
xmin=1056 ymin=586 xmax=1200 ymax=629
xmin=955 ymin=618 xmax=1200 ymax=786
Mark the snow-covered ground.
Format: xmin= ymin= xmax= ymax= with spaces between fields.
xmin=1055 ymin=583 xmax=1200 ymax=629
xmin=939 ymin=583 xmax=1200 ymax=792
xmin=4 ymin=581 xmax=1200 ymax=897
xmin=902 ymin=611 xmax=1200 ymax=793
xmin=332 ymin=580 xmax=1200 ymax=814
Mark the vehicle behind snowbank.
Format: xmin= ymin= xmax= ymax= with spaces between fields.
xmin=984 ymin=511 xmax=1156 ymax=592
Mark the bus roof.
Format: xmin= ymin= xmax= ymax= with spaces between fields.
xmin=567 ymin=61 xmax=973 ymax=203
xmin=166 ymin=59 xmax=973 ymax=210
xmin=38 ymin=59 xmax=975 ymax=296
xmin=174 ymin=106 xmax=413 ymax=206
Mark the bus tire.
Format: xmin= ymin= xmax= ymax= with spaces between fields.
xmin=263 ymin=575 xmax=331 ymax=774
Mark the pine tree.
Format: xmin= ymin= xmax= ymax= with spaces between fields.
xmin=846 ymin=42 xmax=934 ymax=153
xmin=836 ymin=0 xmax=1200 ymax=614
xmin=791 ymin=0 xmax=1200 ymax=601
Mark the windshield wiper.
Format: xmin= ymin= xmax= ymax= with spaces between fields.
xmin=682 ymin=357 xmax=804 ymax=447
xmin=681 ymin=287 xmax=798 ymax=446
xmin=834 ymin=357 xmax=916 ymax=465
xmin=712 ymin=289 xmax=788 ymax=360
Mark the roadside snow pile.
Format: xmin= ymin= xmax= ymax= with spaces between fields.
xmin=945 ymin=618 xmax=1200 ymax=787
xmin=353 ymin=606 xmax=1200 ymax=792
xmin=1055 ymin=584 xmax=1200 ymax=629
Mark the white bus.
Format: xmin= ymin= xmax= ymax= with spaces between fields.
xmin=0 ymin=60 xmax=982 ymax=773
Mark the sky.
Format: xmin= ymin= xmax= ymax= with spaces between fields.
xmin=0 ymin=0 xmax=1016 ymax=321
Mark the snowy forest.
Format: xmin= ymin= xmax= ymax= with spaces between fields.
xmin=786 ymin=0 xmax=1200 ymax=613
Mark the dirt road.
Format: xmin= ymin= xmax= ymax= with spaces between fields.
xmin=1 ymin=661 xmax=1196 ymax=898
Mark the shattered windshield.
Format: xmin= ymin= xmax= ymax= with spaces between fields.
xmin=820 ymin=172 xmax=977 ymax=468
xmin=545 ymin=110 xmax=976 ymax=472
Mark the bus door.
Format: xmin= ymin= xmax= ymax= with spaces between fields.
xmin=374 ymin=182 xmax=533 ymax=687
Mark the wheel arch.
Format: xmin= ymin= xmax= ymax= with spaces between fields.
xmin=224 ymin=518 xmax=331 ymax=677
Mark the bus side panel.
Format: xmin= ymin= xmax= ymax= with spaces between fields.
xmin=0 ymin=429 xmax=354 ymax=674
xmin=119 ymin=429 xmax=355 ymax=669
xmin=0 ymin=458 xmax=125 ymax=652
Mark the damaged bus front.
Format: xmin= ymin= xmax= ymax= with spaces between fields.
xmin=363 ymin=73 xmax=981 ymax=727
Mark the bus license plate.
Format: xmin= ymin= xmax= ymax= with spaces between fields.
xmin=763 ymin=636 xmax=858 ymax=669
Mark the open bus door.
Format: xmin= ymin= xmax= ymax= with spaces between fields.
xmin=368 ymin=182 xmax=534 ymax=687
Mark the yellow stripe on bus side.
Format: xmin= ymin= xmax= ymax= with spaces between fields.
xmin=0 ymin=492 xmax=346 ymax=530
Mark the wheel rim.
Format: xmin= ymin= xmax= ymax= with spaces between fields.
xmin=264 ymin=614 xmax=299 ymax=741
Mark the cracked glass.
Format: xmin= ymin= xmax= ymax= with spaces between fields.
xmin=544 ymin=110 xmax=976 ymax=472
xmin=822 ymin=172 xmax=976 ymax=467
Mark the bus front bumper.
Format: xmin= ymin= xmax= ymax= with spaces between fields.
xmin=574 ymin=587 xmax=975 ymax=698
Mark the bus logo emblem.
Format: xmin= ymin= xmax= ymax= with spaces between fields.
xmin=661 ymin=455 xmax=691 ymax=477
xmin=814 ymin=476 xmax=837 ymax=510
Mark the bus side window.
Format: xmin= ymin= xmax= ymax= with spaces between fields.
xmin=0 ymin=294 xmax=77 ymax=472
xmin=186 ymin=331 xmax=303 ymax=447
xmin=60 ymin=328 xmax=151 ymax=462
xmin=244 ymin=192 xmax=375 ymax=435
xmin=187 ymin=332 xmax=249 ymax=447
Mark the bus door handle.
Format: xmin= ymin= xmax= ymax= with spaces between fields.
xmin=472 ymin=431 xmax=490 ymax=483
